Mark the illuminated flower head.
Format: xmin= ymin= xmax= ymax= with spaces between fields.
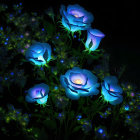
xmin=25 ymin=83 xmax=49 ymax=105
xmin=60 ymin=67 xmax=99 ymax=100
xmin=25 ymin=42 xmax=51 ymax=66
xmin=101 ymin=76 xmax=123 ymax=105
xmin=60 ymin=4 xmax=94 ymax=32
xmin=85 ymin=29 xmax=105 ymax=52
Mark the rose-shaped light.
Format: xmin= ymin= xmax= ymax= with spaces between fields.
xmin=60 ymin=4 xmax=94 ymax=32
xmin=85 ymin=29 xmax=105 ymax=52
xmin=25 ymin=83 xmax=49 ymax=105
xmin=101 ymin=76 xmax=123 ymax=105
xmin=25 ymin=42 xmax=51 ymax=66
xmin=60 ymin=67 xmax=99 ymax=100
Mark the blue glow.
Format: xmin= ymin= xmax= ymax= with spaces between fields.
xmin=25 ymin=83 xmax=49 ymax=105
xmin=42 ymin=28 xmax=45 ymax=31
xmin=60 ymin=4 xmax=94 ymax=32
xmin=60 ymin=67 xmax=99 ymax=100
xmin=104 ymin=112 xmax=107 ymax=115
xmin=40 ymin=67 xmax=43 ymax=71
xmin=56 ymin=36 xmax=59 ymax=39
xmin=10 ymin=72 xmax=14 ymax=76
xmin=16 ymin=111 xmax=20 ymax=114
xmin=0 ymin=27 xmax=3 ymax=30
xmin=6 ymin=38 xmax=9 ymax=41
xmin=101 ymin=76 xmax=123 ymax=105
xmin=100 ymin=115 xmax=103 ymax=118
xmin=58 ymin=113 xmax=62 ymax=117
xmin=20 ymin=35 xmax=24 ymax=38
xmin=4 ymin=42 xmax=8 ymax=45
xmin=76 ymin=115 xmax=82 ymax=120
xmin=60 ymin=59 xmax=64 ymax=63
xmin=98 ymin=128 xmax=103 ymax=134
xmin=54 ymin=86 xmax=58 ymax=90
xmin=85 ymin=29 xmax=105 ymax=52
xmin=25 ymin=42 xmax=52 ymax=66
xmin=74 ymin=35 xmax=77 ymax=38
xmin=124 ymin=105 xmax=130 ymax=111
xmin=5 ymin=77 xmax=8 ymax=80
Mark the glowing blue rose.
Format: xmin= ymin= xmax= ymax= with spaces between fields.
xmin=101 ymin=76 xmax=123 ymax=105
xmin=25 ymin=42 xmax=51 ymax=66
xmin=85 ymin=29 xmax=105 ymax=52
xmin=60 ymin=4 xmax=94 ymax=32
xmin=25 ymin=83 xmax=49 ymax=105
xmin=60 ymin=67 xmax=99 ymax=100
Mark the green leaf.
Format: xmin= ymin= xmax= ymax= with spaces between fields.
xmin=43 ymin=119 xmax=57 ymax=130
xmin=72 ymin=126 xmax=81 ymax=133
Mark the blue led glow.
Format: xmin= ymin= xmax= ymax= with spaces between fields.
xmin=56 ymin=36 xmax=59 ymax=39
xmin=124 ymin=105 xmax=130 ymax=111
xmin=100 ymin=115 xmax=103 ymax=118
xmin=5 ymin=77 xmax=8 ymax=80
xmin=42 ymin=28 xmax=45 ymax=31
xmin=58 ymin=113 xmax=62 ymax=117
xmin=76 ymin=115 xmax=82 ymax=120
xmin=4 ymin=42 xmax=8 ymax=45
xmin=60 ymin=59 xmax=64 ymax=63
xmin=54 ymin=86 xmax=58 ymax=90
xmin=40 ymin=67 xmax=43 ymax=71
xmin=98 ymin=128 xmax=103 ymax=134
xmin=20 ymin=35 xmax=24 ymax=38
xmin=104 ymin=112 xmax=107 ymax=115
xmin=10 ymin=72 xmax=14 ymax=76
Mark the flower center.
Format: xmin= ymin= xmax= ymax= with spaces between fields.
xmin=110 ymin=88 xmax=114 ymax=92
xmin=74 ymin=79 xmax=82 ymax=84
xmin=74 ymin=14 xmax=79 ymax=18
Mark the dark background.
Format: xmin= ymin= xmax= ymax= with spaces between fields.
xmin=0 ymin=0 xmax=139 ymax=87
